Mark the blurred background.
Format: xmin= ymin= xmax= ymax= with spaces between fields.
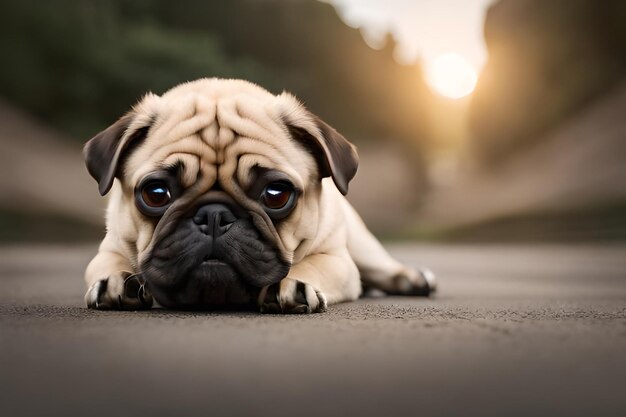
xmin=1 ymin=0 xmax=625 ymax=243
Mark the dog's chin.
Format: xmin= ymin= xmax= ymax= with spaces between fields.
xmin=147 ymin=259 xmax=255 ymax=309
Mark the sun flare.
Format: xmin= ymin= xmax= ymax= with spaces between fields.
xmin=425 ymin=53 xmax=478 ymax=99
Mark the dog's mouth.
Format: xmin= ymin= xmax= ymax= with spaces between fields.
xmin=201 ymin=257 xmax=228 ymax=266
xmin=142 ymin=215 xmax=290 ymax=309
xmin=144 ymin=254 xmax=253 ymax=309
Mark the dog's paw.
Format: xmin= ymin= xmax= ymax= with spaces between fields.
xmin=258 ymin=278 xmax=327 ymax=314
xmin=388 ymin=267 xmax=437 ymax=297
xmin=85 ymin=272 xmax=153 ymax=310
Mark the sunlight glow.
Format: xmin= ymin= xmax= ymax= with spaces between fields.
xmin=425 ymin=53 xmax=478 ymax=99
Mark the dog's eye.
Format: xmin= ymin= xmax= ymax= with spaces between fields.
xmin=260 ymin=182 xmax=297 ymax=219
xmin=135 ymin=180 xmax=174 ymax=217
xmin=262 ymin=182 xmax=292 ymax=209
xmin=141 ymin=182 xmax=171 ymax=208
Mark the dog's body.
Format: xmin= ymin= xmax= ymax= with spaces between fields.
xmin=84 ymin=78 xmax=435 ymax=313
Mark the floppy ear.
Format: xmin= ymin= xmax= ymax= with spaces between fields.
xmin=84 ymin=112 xmax=152 ymax=196
xmin=283 ymin=112 xmax=359 ymax=195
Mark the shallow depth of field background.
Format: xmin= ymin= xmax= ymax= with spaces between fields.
xmin=2 ymin=4 xmax=626 ymax=417
xmin=1 ymin=0 xmax=625 ymax=243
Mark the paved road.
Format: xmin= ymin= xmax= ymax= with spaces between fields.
xmin=1 ymin=244 xmax=625 ymax=417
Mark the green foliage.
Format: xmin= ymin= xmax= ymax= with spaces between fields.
xmin=0 ymin=0 xmax=429 ymax=151
xmin=0 ymin=0 xmax=273 ymax=138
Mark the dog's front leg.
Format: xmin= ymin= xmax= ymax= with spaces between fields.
xmin=258 ymin=250 xmax=361 ymax=314
xmin=85 ymin=237 xmax=153 ymax=310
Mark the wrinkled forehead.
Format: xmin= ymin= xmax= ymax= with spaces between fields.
xmin=125 ymin=89 xmax=314 ymax=192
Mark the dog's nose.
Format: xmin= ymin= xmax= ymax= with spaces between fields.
xmin=193 ymin=204 xmax=237 ymax=237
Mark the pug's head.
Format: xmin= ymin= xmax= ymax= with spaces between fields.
xmin=84 ymin=79 xmax=358 ymax=309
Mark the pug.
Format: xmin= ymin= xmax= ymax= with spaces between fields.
xmin=83 ymin=78 xmax=435 ymax=313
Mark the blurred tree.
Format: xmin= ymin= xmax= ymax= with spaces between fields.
xmin=0 ymin=0 xmax=431 ymax=161
xmin=0 ymin=0 xmax=271 ymax=138
xmin=469 ymin=0 xmax=626 ymax=165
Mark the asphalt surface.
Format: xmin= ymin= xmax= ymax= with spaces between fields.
xmin=1 ymin=243 xmax=625 ymax=417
